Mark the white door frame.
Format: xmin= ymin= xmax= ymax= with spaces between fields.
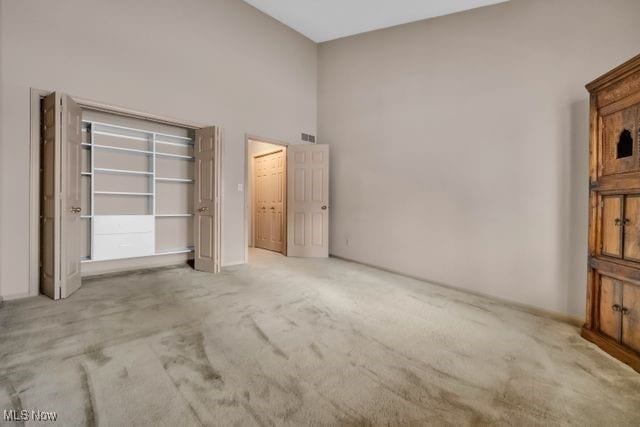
xmin=28 ymin=88 xmax=219 ymax=297
xmin=244 ymin=134 xmax=290 ymax=263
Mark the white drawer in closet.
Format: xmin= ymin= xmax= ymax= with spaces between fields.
xmin=93 ymin=215 xmax=155 ymax=261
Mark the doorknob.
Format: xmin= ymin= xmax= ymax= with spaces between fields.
xmin=321 ymin=205 xmax=327 ymax=210
xmin=198 ymin=207 xmax=209 ymax=213
xmin=71 ymin=207 xmax=81 ymax=213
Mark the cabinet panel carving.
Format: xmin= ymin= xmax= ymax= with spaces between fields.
xmin=601 ymin=195 xmax=623 ymax=258
xmin=624 ymin=195 xmax=640 ymax=262
xmin=599 ymin=276 xmax=622 ymax=341
xmin=601 ymin=106 xmax=637 ymax=176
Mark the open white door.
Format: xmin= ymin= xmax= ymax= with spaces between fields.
xmin=61 ymin=94 xmax=83 ymax=297
xmin=287 ymin=144 xmax=329 ymax=257
xmin=194 ymin=126 xmax=221 ymax=273
xmin=41 ymin=93 xmax=82 ymax=299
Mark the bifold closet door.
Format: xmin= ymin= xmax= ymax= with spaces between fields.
xmin=41 ymin=92 xmax=83 ymax=299
xmin=194 ymin=126 xmax=221 ymax=273
xmin=287 ymin=144 xmax=329 ymax=257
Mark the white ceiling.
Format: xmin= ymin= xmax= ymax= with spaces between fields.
xmin=243 ymin=0 xmax=509 ymax=43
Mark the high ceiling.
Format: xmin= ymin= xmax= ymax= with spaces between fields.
xmin=243 ymin=0 xmax=509 ymax=43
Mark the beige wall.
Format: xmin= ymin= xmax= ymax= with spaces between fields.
xmin=0 ymin=0 xmax=317 ymax=298
xmin=318 ymin=0 xmax=640 ymax=316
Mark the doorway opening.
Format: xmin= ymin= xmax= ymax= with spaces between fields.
xmin=244 ymin=135 xmax=330 ymax=262
xmin=247 ymin=138 xmax=288 ymax=256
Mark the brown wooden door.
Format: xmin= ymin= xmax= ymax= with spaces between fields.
xmin=599 ymin=275 xmax=622 ymax=341
xmin=254 ymin=150 xmax=285 ymax=253
xmin=194 ymin=126 xmax=221 ymax=273
xmin=623 ymin=195 xmax=640 ymax=262
xmin=622 ymin=283 xmax=640 ymax=353
xmin=601 ymin=195 xmax=624 ymax=258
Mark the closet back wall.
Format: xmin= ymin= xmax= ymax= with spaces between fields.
xmin=318 ymin=0 xmax=640 ymax=316
xmin=0 ymin=0 xmax=317 ymax=298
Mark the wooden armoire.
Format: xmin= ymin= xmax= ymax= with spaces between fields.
xmin=583 ymin=54 xmax=640 ymax=373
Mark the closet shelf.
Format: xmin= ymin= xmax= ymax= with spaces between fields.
xmin=93 ymin=144 xmax=153 ymax=155
xmin=155 ymin=177 xmax=194 ymax=183
xmin=94 ymin=191 xmax=153 ymax=196
xmin=94 ymin=167 xmax=153 ymax=176
xmin=156 ymin=247 xmax=195 ymax=255
xmin=94 ymin=130 xmax=150 ymax=142
xmin=81 ymin=172 xmax=92 ymax=176
xmin=156 ymin=152 xmax=195 ymax=160
xmin=156 ymin=140 xmax=194 ymax=147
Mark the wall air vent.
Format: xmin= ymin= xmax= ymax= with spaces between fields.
xmin=301 ymin=133 xmax=316 ymax=143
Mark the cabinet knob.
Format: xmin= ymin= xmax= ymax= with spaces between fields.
xmin=621 ymin=307 xmax=630 ymax=316
xmin=198 ymin=207 xmax=209 ymax=213
xmin=612 ymin=304 xmax=621 ymax=312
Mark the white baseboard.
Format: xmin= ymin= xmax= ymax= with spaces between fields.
xmin=0 ymin=291 xmax=32 ymax=302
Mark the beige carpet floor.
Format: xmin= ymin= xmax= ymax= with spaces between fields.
xmin=1 ymin=249 xmax=639 ymax=426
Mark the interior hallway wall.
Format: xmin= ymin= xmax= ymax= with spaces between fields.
xmin=0 ymin=0 xmax=317 ymax=299
xmin=318 ymin=0 xmax=640 ymax=316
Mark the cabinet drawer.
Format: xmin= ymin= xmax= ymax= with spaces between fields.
xmin=93 ymin=232 xmax=154 ymax=261
xmin=94 ymin=215 xmax=154 ymax=235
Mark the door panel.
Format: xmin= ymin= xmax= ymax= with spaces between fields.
xmin=254 ymin=150 xmax=285 ymax=253
xmin=61 ymin=94 xmax=83 ymax=298
xmin=624 ymin=195 xmax=640 ymax=262
xmin=622 ymin=283 xmax=640 ymax=353
xmin=602 ymin=107 xmax=637 ymax=176
xmin=287 ymin=144 xmax=329 ymax=257
xmin=194 ymin=127 xmax=220 ymax=273
xmin=41 ymin=93 xmax=60 ymax=299
xmin=601 ymin=195 xmax=623 ymax=258
xmin=599 ymin=275 xmax=623 ymax=341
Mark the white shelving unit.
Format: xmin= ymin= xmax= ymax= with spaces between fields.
xmin=81 ymin=120 xmax=195 ymax=263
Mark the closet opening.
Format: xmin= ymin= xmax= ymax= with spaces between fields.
xmin=30 ymin=89 xmax=221 ymax=300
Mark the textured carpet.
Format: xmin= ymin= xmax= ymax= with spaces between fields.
xmin=1 ymin=249 xmax=639 ymax=426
